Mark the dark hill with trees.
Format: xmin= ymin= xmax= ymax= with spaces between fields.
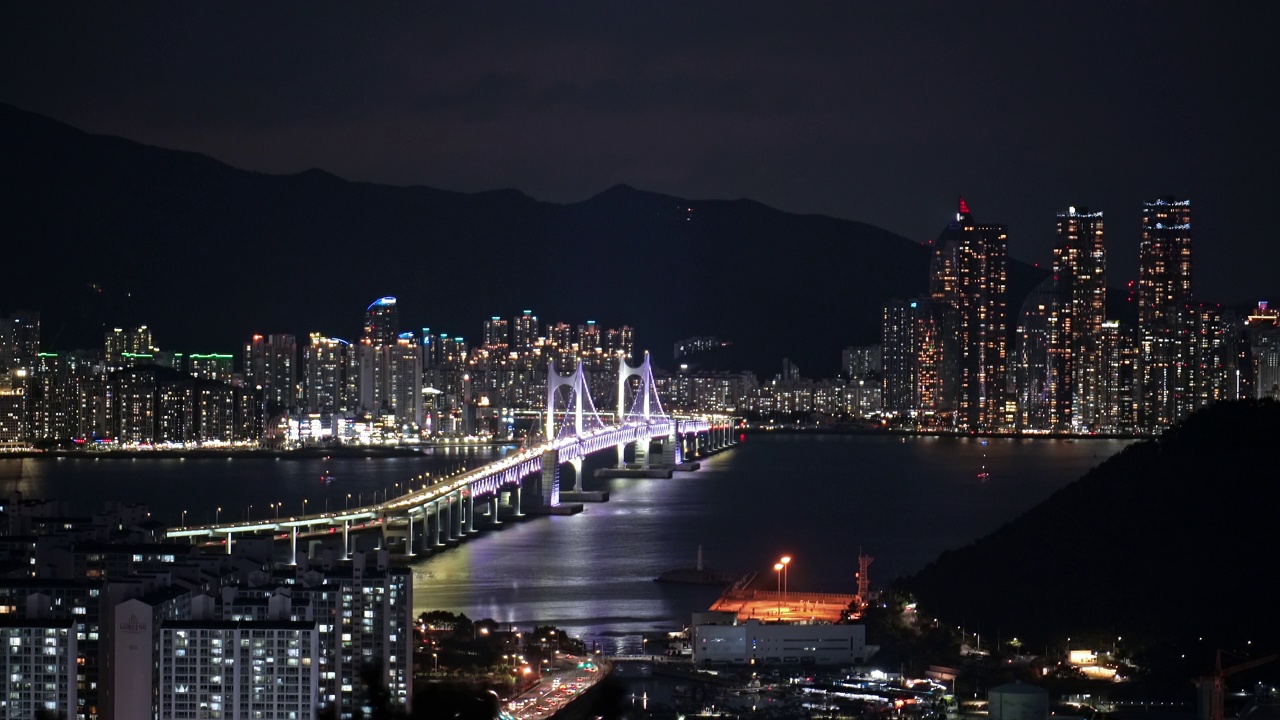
xmin=0 ymin=102 xmax=1045 ymax=375
xmin=897 ymin=400 xmax=1280 ymax=660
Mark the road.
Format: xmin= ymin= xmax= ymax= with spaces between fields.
xmin=503 ymin=654 xmax=607 ymax=720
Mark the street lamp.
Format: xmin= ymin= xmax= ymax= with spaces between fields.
xmin=302 ymin=498 xmax=308 ymax=515
xmin=432 ymin=652 xmax=438 ymax=672
xmin=216 ymin=506 xmax=221 ymax=524
xmin=181 ymin=509 xmax=187 ymax=526
xmin=774 ymin=563 xmax=784 ymax=617
xmin=246 ymin=504 xmax=253 ymax=521
xmin=780 ymin=555 xmax=791 ymax=598
xmin=346 ymin=493 xmax=351 ymax=510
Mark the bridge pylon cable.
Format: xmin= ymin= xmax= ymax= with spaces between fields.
xmin=548 ymin=360 xmax=610 ymax=441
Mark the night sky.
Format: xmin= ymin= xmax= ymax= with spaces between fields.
xmin=3 ymin=2 xmax=1275 ymax=303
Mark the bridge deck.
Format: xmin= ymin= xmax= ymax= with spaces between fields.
xmin=166 ymin=418 xmax=722 ymax=540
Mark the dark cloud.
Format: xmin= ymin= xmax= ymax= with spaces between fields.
xmin=1 ymin=1 xmax=1276 ymax=301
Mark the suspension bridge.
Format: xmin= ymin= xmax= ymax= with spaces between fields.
xmin=165 ymin=352 xmax=738 ymax=561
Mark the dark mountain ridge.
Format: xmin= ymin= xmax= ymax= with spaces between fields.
xmin=897 ymin=400 xmax=1280 ymax=655
xmin=1 ymin=102 xmax=1044 ymax=374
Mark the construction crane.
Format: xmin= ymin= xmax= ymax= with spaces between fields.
xmin=1195 ymin=650 xmax=1276 ymax=720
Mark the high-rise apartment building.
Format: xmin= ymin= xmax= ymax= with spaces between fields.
xmin=1098 ymin=320 xmax=1139 ymax=432
xmin=104 ymin=325 xmax=154 ymax=367
xmin=1190 ymin=303 xmax=1230 ymax=409
xmin=841 ymin=345 xmax=882 ymax=381
xmin=0 ymin=386 xmax=26 ymax=445
xmin=605 ymin=325 xmax=635 ymax=359
xmin=934 ymin=199 xmax=1008 ymax=431
xmin=188 ymin=353 xmax=235 ymax=384
xmin=244 ymin=334 xmax=297 ymax=414
xmin=29 ymin=352 xmax=93 ymax=442
xmin=158 ymin=620 xmax=321 ymax=720
xmin=1246 ymin=302 xmax=1280 ymax=400
xmin=1138 ymin=197 xmax=1193 ymax=430
xmin=1014 ymin=275 xmax=1069 ymax=432
xmin=1 ymin=310 xmax=40 ymax=370
xmin=881 ymin=298 xmax=925 ymax=414
xmin=1054 ymin=207 xmax=1107 ymax=431
xmin=304 ymin=334 xmax=349 ymax=414
xmin=927 ymin=233 xmax=961 ymax=416
xmin=389 ymin=333 xmax=424 ymax=428
xmin=363 ymin=297 xmax=399 ymax=346
xmin=0 ymin=618 xmax=78 ymax=718
xmin=578 ymin=320 xmax=601 ymax=355
xmin=483 ymin=317 xmax=510 ymax=350
xmin=513 ymin=310 xmax=539 ymax=351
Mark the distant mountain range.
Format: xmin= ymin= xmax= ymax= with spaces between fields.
xmin=897 ymin=399 xmax=1280 ymax=656
xmin=0 ymin=102 xmax=1046 ymax=375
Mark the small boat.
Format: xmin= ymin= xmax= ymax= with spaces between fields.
xmin=320 ymin=457 xmax=336 ymax=485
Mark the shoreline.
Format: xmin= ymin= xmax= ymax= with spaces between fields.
xmin=743 ymin=426 xmax=1147 ymax=440
xmin=0 ymin=442 xmax=518 ymax=460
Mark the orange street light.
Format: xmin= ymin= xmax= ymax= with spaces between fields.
xmin=774 ymin=562 xmax=784 ymax=616
xmin=780 ymin=555 xmax=791 ymax=598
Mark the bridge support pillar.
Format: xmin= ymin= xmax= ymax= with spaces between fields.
xmin=490 ymin=495 xmax=501 ymax=526
xmin=451 ymin=492 xmax=463 ymax=539
xmin=465 ymin=492 xmax=475 ymax=534
xmin=633 ymin=440 xmax=648 ymax=468
xmin=225 ymin=531 xmax=233 ymax=555
xmin=404 ymin=512 xmax=414 ymax=558
xmin=569 ymin=457 xmax=583 ymax=493
xmin=290 ymin=526 xmax=299 ymax=566
xmin=434 ymin=502 xmax=445 ymax=547
xmin=616 ymin=443 xmax=626 ymax=468
xmin=342 ymin=520 xmax=350 ymax=560
xmin=515 ymin=484 xmax=524 ymax=517
xmin=650 ymin=437 xmax=676 ymax=467
xmin=540 ymin=449 xmax=560 ymax=507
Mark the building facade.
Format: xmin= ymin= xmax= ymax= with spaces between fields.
xmin=1137 ymin=197 xmax=1194 ymax=430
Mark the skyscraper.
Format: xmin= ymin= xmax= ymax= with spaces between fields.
xmin=1053 ymin=206 xmax=1106 ymax=431
xmin=187 ymin=353 xmax=234 ymax=384
xmin=388 ymin=333 xmax=424 ymax=428
xmin=243 ymin=334 xmax=297 ymax=414
xmin=1 ymin=310 xmax=40 ymax=370
xmin=304 ymin=334 xmax=349 ymax=414
xmin=483 ymin=317 xmax=510 ymax=350
xmin=927 ymin=233 xmax=961 ymax=417
xmin=363 ymin=297 xmax=399 ymax=346
xmin=1098 ymin=320 xmax=1139 ymax=432
xmin=935 ymin=198 xmax=1008 ymax=431
xmin=881 ymin=298 xmax=926 ymax=415
xmin=513 ymin=310 xmax=539 ymax=351
xmin=1246 ymin=302 xmax=1280 ymax=400
xmin=1138 ymin=197 xmax=1193 ymax=430
xmin=1014 ymin=275 xmax=1069 ymax=432
xmin=578 ymin=320 xmax=601 ymax=355
xmin=105 ymin=325 xmax=154 ymax=367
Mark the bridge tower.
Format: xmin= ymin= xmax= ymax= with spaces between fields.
xmin=617 ymin=352 xmax=664 ymax=467
xmin=542 ymin=360 xmax=592 ymax=507
xmin=617 ymin=351 xmax=654 ymax=423
xmin=546 ymin=359 xmax=588 ymax=442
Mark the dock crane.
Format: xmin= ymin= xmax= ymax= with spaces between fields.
xmin=1195 ymin=650 xmax=1276 ymax=720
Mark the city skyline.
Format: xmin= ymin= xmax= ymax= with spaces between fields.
xmin=4 ymin=6 xmax=1278 ymax=718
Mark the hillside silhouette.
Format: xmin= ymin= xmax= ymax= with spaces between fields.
xmin=0 ymin=102 xmax=1046 ymax=374
xmin=898 ymin=400 xmax=1280 ymax=658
